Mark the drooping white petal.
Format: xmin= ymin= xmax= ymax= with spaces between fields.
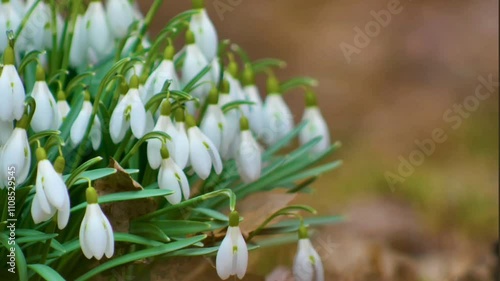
xmin=190 ymin=9 xmax=218 ymax=62
xmin=109 ymin=97 xmax=130 ymax=143
xmin=173 ymin=122 xmax=189 ymax=169
xmin=129 ymin=89 xmax=147 ymax=139
xmin=299 ymin=107 xmax=330 ymax=154
xmin=0 ymin=65 xmax=25 ymax=121
xmin=243 ymin=85 xmax=264 ymax=136
xmin=34 ymin=178 xmax=53 ymax=216
xmin=158 ymin=158 xmax=182 ymax=205
xmin=79 ymin=206 xmax=93 ymax=258
xmin=236 ymin=131 xmax=261 ymax=183
xmin=1 ymin=128 xmax=30 ymax=186
xmin=263 ymin=94 xmax=294 ymax=146
xmin=293 ymin=239 xmax=324 ymax=281
xmin=57 ymin=100 xmax=71 ymax=121
xmin=70 ymin=14 xmax=88 ymax=67
xmin=97 ymin=206 xmax=114 ymax=258
xmin=85 ymin=1 xmax=112 ymax=60
xmin=57 ymin=193 xmax=70 ymax=230
xmin=71 ymin=101 xmax=92 ymax=146
xmin=90 ymin=117 xmax=102 ymax=150
xmin=31 ymin=81 xmax=59 ymax=132
xmin=106 ymin=0 xmax=135 ymax=39
xmin=0 ymin=120 xmax=13 ymax=146
xmin=200 ymin=105 xmax=225 ymax=151
xmin=235 ymin=229 xmax=248 ymax=279
xmin=84 ymin=205 xmax=108 ymax=260
xmin=31 ymin=193 xmax=56 ymax=224
xmin=143 ymin=60 xmax=180 ymax=103
xmin=39 ymin=160 xmax=66 ymax=210
xmin=216 ymin=228 xmax=235 ymax=280
xmin=188 ymin=128 xmax=212 ymax=180
xmin=181 ymin=44 xmax=211 ymax=101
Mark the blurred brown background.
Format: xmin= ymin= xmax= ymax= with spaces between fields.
xmin=141 ymin=1 xmax=498 ymax=280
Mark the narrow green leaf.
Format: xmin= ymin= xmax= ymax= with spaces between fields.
xmin=191 ymin=208 xmax=229 ymax=221
xmin=145 ymin=220 xmax=212 ymax=237
xmin=252 ymin=58 xmax=286 ymax=73
xmin=182 ymin=64 xmax=212 ymax=93
xmin=280 ymin=76 xmax=318 ymax=93
xmin=28 ymin=264 xmax=65 ymax=281
xmin=71 ymin=189 xmax=173 ymax=212
xmin=221 ymin=100 xmax=255 ymax=113
xmin=74 ymin=235 xmax=207 ymax=281
xmin=114 ymin=233 xmax=163 ymax=247
xmin=63 ymin=168 xmax=116 ymax=186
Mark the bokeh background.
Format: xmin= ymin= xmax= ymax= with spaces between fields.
xmin=141 ymin=1 xmax=498 ymax=280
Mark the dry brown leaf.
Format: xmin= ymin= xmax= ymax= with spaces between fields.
xmin=95 ymin=158 xmax=157 ymax=232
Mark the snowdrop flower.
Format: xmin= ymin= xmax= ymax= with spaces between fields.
xmin=71 ymin=91 xmax=102 ymax=150
xmin=109 ymin=75 xmax=147 ymax=143
xmin=0 ymin=114 xmax=30 ymax=187
xmin=31 ymin=151 xmax=70 ymax=230
xmin=225 ymin=57 xmax=247 ymax=105
xmin=0 ymin=120 xmax=13 ymax=146
xmin=31 ymin=65 xmax=61 ymax=132
xmin=190 ymin=0 xmax=218 ymax=62
xmin=57 ymin=90 xmax=71 ymax=121
xmin=106 ymin=0 xmax=135 ymax=39
xmin=293 ymin=225 xmax=324 ymax=281
xmin=0 ymin=46 xmax=25 ymax=122
xmin=15 ymin=0 xmax=46 ymax=53
xmin=0 ymin=1 xmax=21 ymax=52
xmin=143 ymin=45 xmax=180 ymax=103
xmin=186 ymin=114 xmax=222 ymax=180
xmin=235 ymin=117 xmax=261 ymax=183
xmin=147 ymin=100 xmax=177 ymax=169
xmin=200 ymin=87 xmax=226 ymax=152
xmin=69 ymin=14 xmax=88 ymax=68
xmin=262 ymin=75 xmax=293 ymax=146
xmin=218 ymin=80 xmax=238 ymax=160
xmin=80 ymin=186 xmax=114 ymax=260
xmin=171 ymin=108 xmax=190 ymax=169
xmin=181 ymin=30 xmax=211 ymax=104
xmin=157 ymin=146 xmax=190 ymax=205
xmin=85 ymin=0 xmax=113 ymax=62
xmin=241 ymin=65 xmax=264 ymax=136
xmin=216 ymin=211 xmax=248 ymax=280
xmin=299 ymin=91 xmax=330 ymax=153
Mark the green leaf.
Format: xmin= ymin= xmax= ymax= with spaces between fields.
xmin=74 ymin=235 xmax=207 ymax=281
xmin=16 ymin=233 xmax=58 ymax=245
xmin=280 ymin=76 xmax=318 ymax=93
xmin=28 ymin=264 xmax=65 ymax=281
xmin=276 ymin=160 xmax=343 ymax=186
xmin=18 ymin=50 xmax=45 ymax=74
xmin=252 ymin=58 xmax=286 ymax=73
xmin=130 ymin=222 xmax=171 ymax=243
xmin=182 ymin=64 xmax=212 ymax=93
xmin=114 ymin=233 xmax=163 ymax=247
xmin=191 ymin=208 xmax=229 ymax=221
xmin=143 ymin=220 xmax=212 ymax=237
xmin=221 ymin=100 xmax=255 ymax=113
xmin=64 ymin=156 xmax=103 ymax=187
xmin=261 ymin=215 xmax=345 ymax=235
xmin=263 ymin=122 xmax=307 ymax=159
xmin=71 ymin=189 xmax=173 ymax=212
xmin=63 ymin=168 xmax=116 ymax=186
xmin=0 ymin=233 xmax=28 ymax=281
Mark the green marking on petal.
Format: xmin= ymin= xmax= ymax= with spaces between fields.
xmin=233 ymin=245 xmax=238 ymax=253
xmin=175 ymin=173 xmax=181 ymax=181
xmin=202 ymin=142 xmax=210 ymax=150
xmin=218 ymin=123 xmax=223 ymax=131
xmin=309 ymin=255 xmax=316 ymax=265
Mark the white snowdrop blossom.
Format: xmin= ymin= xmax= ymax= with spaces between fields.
xmin=85 ymin=1 xmax=113 ymax=62
xmin=71 ymin=91 xmax=102 ymax=150
xmin=262 ymin=76 xmax=293 ymax=146
xmin=31 ymin=151 xmax=70 ymax=230
xmin=105 ymin=0 xmax=135 ymax=39
xmin=69 ymin=14 xmax=88 ymax=67
xmin=0 ymin=46 xmax=25 ymax=122
xmin=200 ymin=87 xmax=226 ymax=152
xmin=181 ymin=30 xmax=211 ymax=104
xmin=157 ymin=146 xmax=190 ymax=205
xmin=216 ymin=211 xmax=248 ymax=280
xmin=171 ymin=108 xmax=190 ymax=169
xmin=0 ymin=120 xmax=13 ymax=146
xmin=147 ymin=100 xmax=177 ymax=169
xmin=0 ymin=116 xmax=30 ymax=187
xmin=57 ymin=91 xmax=71 ymax=121
xmin=218 ymin=80 xmax=239 ymax=160
xmin=293 ymin=226 xmax=324 ymax=281
xmin=190 ymin=0 xmax=218 ymax=62
xmin=299 ymin=92 xmax=330 ymax=153
xmin=143 ymin=45 xmax=180 ymax=103
xmin=241 ymin=66 xmax=265 ymax=136
xmin=31 ymin=65 xmax=61 ymax=132
xmin=0 ymin=2 xmax=21 ymax=52
xmin=109 ymin=75 xmax=147 ymax=143
xmin=235 ymin=117 xmax=261 ymax=183
xmin=79 ymin=187 xmax=114 ymax=260
xmin=186 ymin=114 xmax=222 ymax=180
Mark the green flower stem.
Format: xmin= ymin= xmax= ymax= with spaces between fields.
xmin=65 ymin=156 xmax=103 ymax=188
xmin=14 ymin=0 xmax=42 ymax=40
xmin=112 ymin=130 xmax=133 ymax=161
xmin=246 ymin=205 xmax=315 ymax=241
xmin=120 ymin=132 xmax=171 ymax=166
xmin=60 ymin=0 xmax=81 ymax=85
xmin=130 ymin=0 xmax=164 ymax=53
xmin=136 ymin=189 xmax=237 ymax=221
